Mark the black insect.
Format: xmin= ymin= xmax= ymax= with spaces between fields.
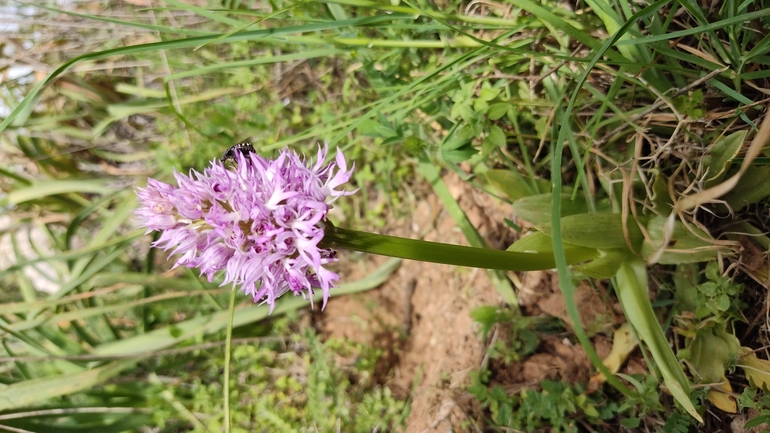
xmin=221 ymin=142 xmax=256 ymax=164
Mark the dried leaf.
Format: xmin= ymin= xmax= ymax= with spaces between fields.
xmin=707 ymin=380 xmax=737 ymax=413
xmin=591 ymin=322 xmax=638 ymax=387
xmin=739 ymin=351 xmax=770 ymax=390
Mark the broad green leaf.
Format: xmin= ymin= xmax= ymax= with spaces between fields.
xmin=441 ymin=142 xmax=478 ymax=164
xmin=506 ymin=230 xmax=557 ymax=253
xmin=614 ymin=259 xmax=702 ymax=423
xmin=640 ymin=216 xmax=722 ymax=264
xmin=487 ymin=103 xmax=509 ymax=120
xmin=573 ymin=249 xmax=630 ymax=279
xmin=722 ymin=166 xmax=770 ymax=210
xmin=686 ymin=324 xmax=733 ymax=383
xmin=507 ymin=231 xmax=597 ymax=264
xmin=374 ymin=125 xmax=399 ymax=138
xmin=478 ymin=86 xmax=501 ymax=101
xmin=484 ymin=169 xmax=536 ymax=202
xmin=558 ymin=213 xmax=644 ymax=250
xmin=704 ymin=131 xmax=746 ymax=187
xmin=672 ymin=264 xmax=700 ymax=312
xmin=487 ymin=125 xmax=506 ymax=148
xmin=473 ymin=98 xmax=489 ymax=113
xmin=512 ymin=194 xmax=588 ymax=228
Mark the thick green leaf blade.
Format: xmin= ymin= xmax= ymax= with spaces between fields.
xmin=704 ymin=131 xmax=746 ymax=188
xmin=559 ymin=213 xmax=644 ymax=250
xmin=722 ymin=166 xmax=770 ymax=210
xmin=614 ymin=259 xmax=702 ymax=422
xmin=640 ymin=216 xmax=723 ymax=264
xmin=512 ymin=194 xmax=589 ymax=228
xmin=483 ymin=169 xmax=537 ymax=202
xmin=507 ymin=230 xmax=597 ymax=260
xmin=573 ymin=249 xmax=630 ymax=279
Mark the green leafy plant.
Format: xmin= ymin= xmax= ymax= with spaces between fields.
xmin=471 ymin=306 xmax=541 ymax=362
xmin=468 ymin=377 xmax=613 ymax=433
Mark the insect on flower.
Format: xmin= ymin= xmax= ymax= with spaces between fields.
xmin=221 ymin=142 xmax=256 ymax=164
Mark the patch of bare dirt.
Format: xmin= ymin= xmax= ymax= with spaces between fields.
xmin=318 ymin=170 xmax=639 ymax=431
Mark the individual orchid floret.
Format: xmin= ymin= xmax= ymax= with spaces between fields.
xmin=134 ymin=144 xmax=355 ymax=311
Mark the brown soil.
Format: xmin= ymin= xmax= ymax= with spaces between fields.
xmin=319 ymin=171 xmax=635 ymax=431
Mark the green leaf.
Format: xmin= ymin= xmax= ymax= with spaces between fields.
xmin=573 ymin=248 xmax=630 ymax=279
xmin=620 ymin=417 xmax=641 ymax=428
xmin=507 ymin=230 xmax=596 ymax=259
xmin=558 ymin=213 xmax=644 ymax=250
xmin=487 ymin=103 xmax=509 ymax=120
xmin=686 ymin=324 xmax=733 ymax=383
xmin=1 ymin=180 xmax=113 ymax=206
xmin=723 ymin=166 xmax=770 ymax=209
xmin=479 ymin=86 xmax=502 ymax=101
xmin=512 ymin=194 xmax=589 ymax=229
xmin=456 ymin=104 xmax=475 ymax=123
xmin=704 ymin=131 xmax=746 ymax=187
xmin=0 ymin=360 xmax=134 ymax=411
xmin=374 ymin=125 xmax=399 ymax=138
xmin=614 ymin=259 xmax=702 ymax=423
xmin=473 ymin=99 xmax=489 ymax=113
xmin=716 ymin=294 xmax=730 ymax=311
xmin=484 ymin=169 xmax=535 ymax=202
xmin=746 ymin=415 xmax=770 ymax=429
xmin=487 ymin=125 xmax=506 ymax=148
xmin=356 ymin=119 xmax=386 ymax=136
xmin=640 ymin=216 xmax=722 ymax=264
xmin=699 ymin=282 xmax=718 ymax=296
xmin=650 ymin=169 xmax=673 ymax=214
xmin=1 ymin=15 xmax=408 ymax=135
xmin=441 ymin=140 xmax=477 ymax=164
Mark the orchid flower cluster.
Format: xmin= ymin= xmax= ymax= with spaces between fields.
xmin=135 ymin=145 xmax=355 ymax=311
xmin=136 ymin=144 xmax=596 ymax=312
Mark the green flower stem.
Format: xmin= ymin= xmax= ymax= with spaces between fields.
xmin=323 ymin=226 xmax=598 ymax=272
